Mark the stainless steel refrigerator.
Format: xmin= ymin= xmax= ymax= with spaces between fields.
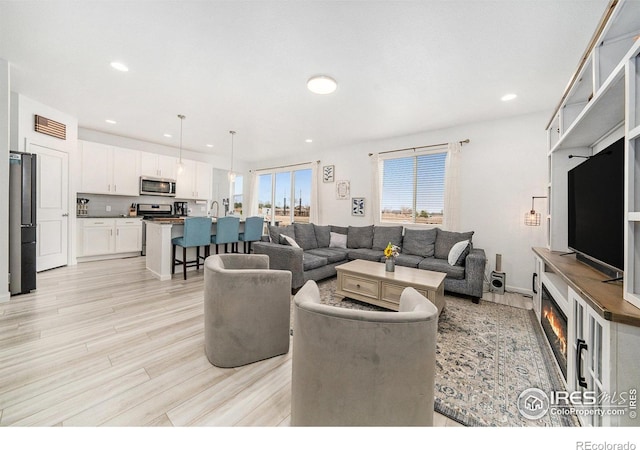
xmin=9 ymin=151 xmax=37 ymax=295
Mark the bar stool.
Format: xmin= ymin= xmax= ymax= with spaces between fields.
xmin=171 ymin=217 xmax=213 ymax=280
xmin=211 ymin=216 xmax=240 ymax=254
xmin=238 ymin=216 xmax=265 ymax=253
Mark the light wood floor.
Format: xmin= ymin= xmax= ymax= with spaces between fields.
xmin=0 ymin=256 xmax=526 ymax=427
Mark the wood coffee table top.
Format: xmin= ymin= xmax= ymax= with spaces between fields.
xmin=336 ymin=259 xmax=446 ymax=288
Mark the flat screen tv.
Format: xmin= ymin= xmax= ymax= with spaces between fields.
xmin=568 ymin=137 xmax=624 ymax=274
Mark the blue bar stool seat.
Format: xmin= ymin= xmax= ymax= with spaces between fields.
xmin=211 ymin=216 xmax=240 ymax=254
xmin=238 ymin=216 xmax=265 ymax=253
xmin=171 ymin=217 xmax=212 ymax=280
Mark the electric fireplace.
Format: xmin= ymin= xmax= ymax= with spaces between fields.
xmin=541 ymin=284 xmax=568 ymax=379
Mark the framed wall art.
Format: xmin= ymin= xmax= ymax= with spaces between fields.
xmin=352 ymin=197 xmax=365 ymax=216
xmin=323 ymin=165 xmax=335 ymax=183
xmin=336 ymin=180 xmax=350 ymax=200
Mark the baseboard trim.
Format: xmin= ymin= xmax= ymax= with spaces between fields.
xmin=0 ymin=290 xmax=10 ymax=303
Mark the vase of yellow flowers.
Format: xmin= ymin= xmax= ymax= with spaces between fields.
xmin=384 ymin=242 xmax=400 ymax=272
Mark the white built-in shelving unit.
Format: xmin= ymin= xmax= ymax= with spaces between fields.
xmin=546 ymin=0 xmax=640 ymax=311
xmin=536 ymin=0 xmax=640 ymax=427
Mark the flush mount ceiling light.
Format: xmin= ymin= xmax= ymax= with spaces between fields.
xmin=110 ymin=61 xmax=129 ymax=72
xmin=163 ymin=133 xmax=172 ymax=138
xmin=307 ymin=75 xmax=337 ymax=94
xmin=105 ymin=119 xmax=116 ymax=124
xmin=501 ymin=93 xmax=517 ymax=102
xmin=305 ymin=139 xmax=313 ymax=143
xmin=206 ymin=144 xmax=214 ymax=148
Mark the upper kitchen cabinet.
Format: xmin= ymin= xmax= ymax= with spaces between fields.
xmin=140 ymin=152 xmax=177 ymax=180
xmin=176 ymin=160 xmax=212 ymax=200
xmin=79 ymin=141 xmax=140 ymax=196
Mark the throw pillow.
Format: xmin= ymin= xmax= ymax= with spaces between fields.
xmin=402 ymin=228 xmax=437 ymax=257
xmin=329 ymin=232 xmax=347 ymax=249
xmin=313 ymin=224 xmax=331 ymax=248
xmin=347 ymin=225 xmax=374 ymax=249
xmin=280 ymin=234 xmax=301 ymax=248
xmin=448 ymin=240 xmax=470 ymax=266
xmin=294 ymin=223 xmax=318 ymax=250
xmin=268 ymin=224 xmax=295 ymax=244
xmin=372 ymin=226 xmax=403 ymax=251
xmin=435 ymin=229 xmax=474 ymax=260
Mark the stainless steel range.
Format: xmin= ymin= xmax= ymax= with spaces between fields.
xmin=138 ymin=203 xmax=180 ymax=256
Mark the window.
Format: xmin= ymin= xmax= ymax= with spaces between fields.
xmin=380 ymin=151 xmax=446 ymax=224
xmin=231 ymin=175 xmax=243 ymax=215
xmin=256 ymin=167 xmax=312 ymax=225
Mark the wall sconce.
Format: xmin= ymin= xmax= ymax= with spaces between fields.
xmin=524 ymin=196 xmax=547 ymax=226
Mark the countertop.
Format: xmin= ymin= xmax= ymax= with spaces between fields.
xmin=78 ymin=215 xmax=141 ymax=219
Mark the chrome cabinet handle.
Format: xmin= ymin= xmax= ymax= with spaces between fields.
xmin=62 ymin=213 xmax=69 ymax=217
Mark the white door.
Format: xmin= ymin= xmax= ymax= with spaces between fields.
xmin=29 ymin=143 xmax=69 ymax=271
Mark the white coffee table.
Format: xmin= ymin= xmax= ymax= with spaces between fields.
xmin=335 ymin=259 xmax=446 ymax=312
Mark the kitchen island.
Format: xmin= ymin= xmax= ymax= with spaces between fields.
xmin=145 ymin=218 xmax=246 ymax=280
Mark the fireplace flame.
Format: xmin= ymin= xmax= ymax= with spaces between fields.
xmin=543 ymin=306 xmax=567 ymax=356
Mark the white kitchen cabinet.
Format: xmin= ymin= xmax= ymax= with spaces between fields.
xmin=77 ymin=218 xmax=142 ymax=260
xmin=140 ymin=152 xmax=177 ymax=180
xmin=176 ymin=160 xmax=211 ymax=200
xmin=195 ymin=162 xmax=212 ymax=200
xmin=79 ymin=141 xmax=140 ymax=196
xmin=79 ymin=141 xmax=111 ymax=195
xmin=115 ymin=218 xmax=143 ymax=253
xmin=78 ymin=219 xmax=116 ymax=256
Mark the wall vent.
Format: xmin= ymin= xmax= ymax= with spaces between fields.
xmin=34 ymin=115 xmax=66 ymax=140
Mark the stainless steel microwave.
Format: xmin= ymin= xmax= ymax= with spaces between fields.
xmin=139 ymin=176 xmax=176 ymax=197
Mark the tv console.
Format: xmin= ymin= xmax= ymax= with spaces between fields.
xmin=532 ymin=247 xmax=640 ymax=427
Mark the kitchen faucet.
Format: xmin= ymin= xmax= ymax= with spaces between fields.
xmin=210 ymin=200 xmax=219 ymax=218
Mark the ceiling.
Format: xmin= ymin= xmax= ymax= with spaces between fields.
xmin=0 ymin=1 xmax=609 ymax=163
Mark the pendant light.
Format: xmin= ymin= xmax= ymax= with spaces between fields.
xmin=176 ymin=114 xmax=185 ymax=174
xmin=228 ymin=130 xmax=236 ymax=182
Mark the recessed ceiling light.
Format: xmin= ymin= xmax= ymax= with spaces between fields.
xmin=105 ymin=119 xmax=116 ymax=124
xmin=110 ymin=61 xmax=129 ymax=72
xmin=206 ymin=144 xmax=214 ymax=148
xmin=163 ymin=133 xmax=172 ymax=138
xmin=305 ymin=139 xmax=313 ymax=143
xmin=501 ymin=93 xmax=517 ymax=102
xmin=307 ymin=75 xmax=337 ymax=95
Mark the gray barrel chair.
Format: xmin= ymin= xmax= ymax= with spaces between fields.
xmin=204 ymin=254 xmax=292 ymax=368
xmin=291 ymin=280 xmax=439 ymax=426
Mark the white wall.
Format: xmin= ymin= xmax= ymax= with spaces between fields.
xmin=252 ymin=110 xmax=549 ymax=293
xmin=0 ymin=60 xmax=10 ymax=303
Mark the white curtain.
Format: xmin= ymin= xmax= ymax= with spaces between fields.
xmin=309 ymin=162 xmax=320 ymax=223
xmin=247 ymin=170 xmax=259 ymax=217
xmin=370 ymin=153 xmax=382 ymax=225
xmin=443 ymin=141 xmax=462 ymax=231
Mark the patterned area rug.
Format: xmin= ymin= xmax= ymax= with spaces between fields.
xmin=308 ymin=278 xmax=577 ymax=427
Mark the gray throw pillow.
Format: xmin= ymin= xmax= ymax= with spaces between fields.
xmin=313 ymin=224 xmax=331 ymax=248
xmin=372 ymin=226 xmax=403 ymax=251
xmin=268 ymin=224 xmax=295 ymax=245
xmin=294 ymin=223 xmax=318 ymax=250
xmin=435 ymin=229 xmax=474 ymax=260
xmin=402 ymin=228 xmax=437 ymax=257
xmin=331 ymin=225 xmax=349 ymax=235
xmin=347 ymin=225 xmax=374 ymax=249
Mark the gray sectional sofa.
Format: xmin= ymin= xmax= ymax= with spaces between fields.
xmin=252 ymin=223 xmax=487 ymax=303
